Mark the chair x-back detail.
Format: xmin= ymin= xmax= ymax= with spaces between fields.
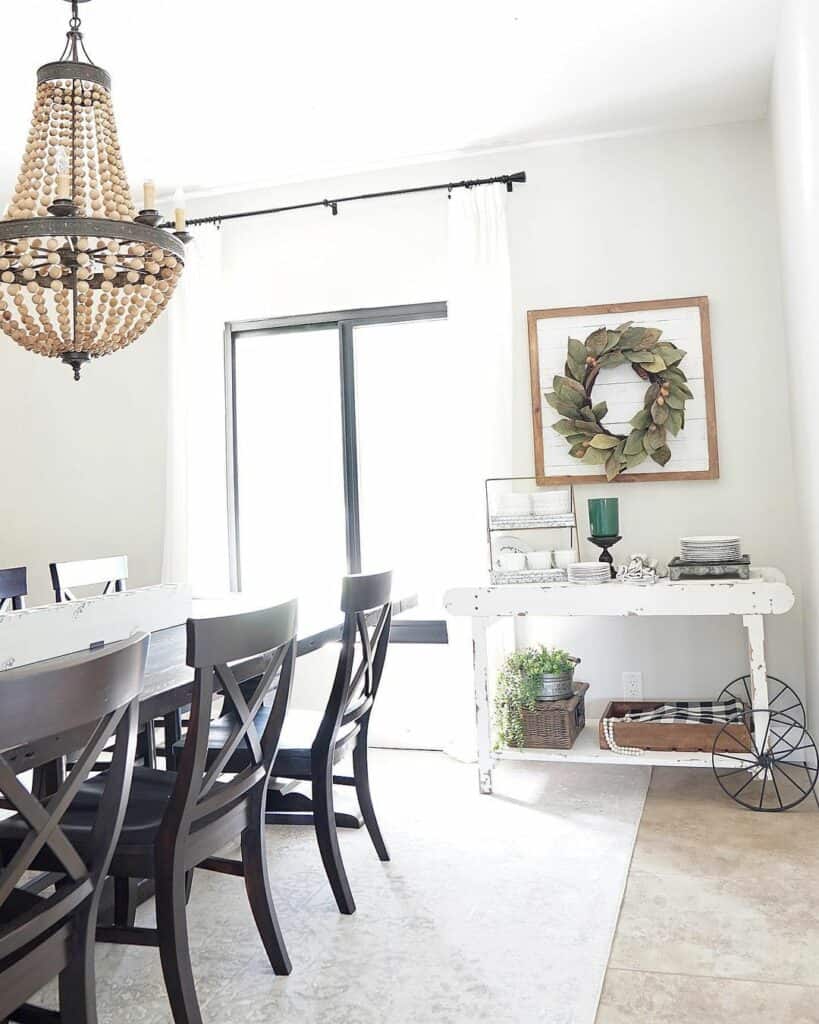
xmin=0 ymin=565 xmax=27 ymax=612
xmin=0 ymin=634 xmax=147 ymax=1024
xmin=50 ymin=555 xmax=128 ymax=603
xmin=95 ymin=600 xmax=298 ymax=1024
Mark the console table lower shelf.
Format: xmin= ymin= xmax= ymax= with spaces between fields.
xmin=444 ymin=569 xmax=815 ymax=811
xmin=498 ymin=722 xmax=742 ymax=768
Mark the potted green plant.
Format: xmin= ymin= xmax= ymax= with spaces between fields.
xmin=494 ymin=645 xmax=579 ymax=748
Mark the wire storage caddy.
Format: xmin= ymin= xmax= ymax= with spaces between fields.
xmin=486 ymin=477 xmax=580 ymax=584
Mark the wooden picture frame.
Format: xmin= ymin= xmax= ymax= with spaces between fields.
xmin=528 ymin=296 xmax=719 ymax=485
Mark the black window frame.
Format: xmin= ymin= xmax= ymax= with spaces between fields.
xmin=224 ymin=302 xmax=449 ymax=644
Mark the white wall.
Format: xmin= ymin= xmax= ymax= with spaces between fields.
xmin=771 ymin=0 xmax=819 ymax=728
xmin=0 ymin=117 xmax=802 ymax=730
xmin=192 ymin=120 xmax=804 ymax=719
xmin=0 ymin=323 xmax=167 ymax=606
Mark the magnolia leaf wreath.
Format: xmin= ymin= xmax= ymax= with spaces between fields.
xmin=545 ymin=322 xmax=693 ymax=481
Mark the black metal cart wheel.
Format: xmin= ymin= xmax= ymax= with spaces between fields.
xmin=718 ymin=674 xmax=806 ymax=728
xmin=712 ymin=709 xmax=819 ymax=812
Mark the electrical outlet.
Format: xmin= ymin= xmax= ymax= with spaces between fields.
xmin=623 ymin=671 xmax=643 ymax=700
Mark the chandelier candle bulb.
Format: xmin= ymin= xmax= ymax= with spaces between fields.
xmin=55 ymin=147 xmax=70 ymax=198
xmin=143 ymin=179 xmax=156 ymax=210
xmin=173 ymin=188 xmax=186 ymax=231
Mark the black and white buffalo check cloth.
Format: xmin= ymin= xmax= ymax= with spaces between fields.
xmin=623 ymin=699 xmax=746 ymax=725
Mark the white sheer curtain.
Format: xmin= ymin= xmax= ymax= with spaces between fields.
xmin=444 ymin=183 xmax=515 ymax=759
xmin=161 ymin=225 xmax=231 ymax=596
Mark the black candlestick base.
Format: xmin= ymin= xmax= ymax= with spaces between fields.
xmin=587 ymin=535 xmax=622 ymax=578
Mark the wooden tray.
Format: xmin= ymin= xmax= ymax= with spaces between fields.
xmin=598 ymin=699 xmax=753 ymax=753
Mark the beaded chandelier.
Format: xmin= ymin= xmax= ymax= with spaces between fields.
xmin=0 ymin=0 xmax=187 ymax=380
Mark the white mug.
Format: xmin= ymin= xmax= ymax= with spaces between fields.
xmin=554 ymin=549 xmax=579 ymax=568
xmin=497 ymin=551 xmax=526 ymax=572
xmin=527 ymin=550 xmax=553 ymax=570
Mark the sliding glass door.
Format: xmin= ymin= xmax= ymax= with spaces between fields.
xmin=227 ymin=303 xmax=449 ymax=633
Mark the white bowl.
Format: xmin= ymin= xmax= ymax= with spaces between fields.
xmin=497 ymin=552 xmax=526 ymax=572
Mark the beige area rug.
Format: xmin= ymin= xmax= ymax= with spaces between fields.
xmin=32 ymin=750 xmax=650 ymax=1024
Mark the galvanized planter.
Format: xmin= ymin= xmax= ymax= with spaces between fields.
xmin=535 ymin=657 xmax=580 ymax=701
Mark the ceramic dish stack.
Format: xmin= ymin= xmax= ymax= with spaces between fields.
xmin=669 ymin=535 xmax=750 ymax=581
xmin=680 ymin=536 xmax=741 ymax=562
xmin=490 ymin=492 xmax=533 ymax=529
xmin=530 ymin=489 xmax=574 ymax=527
xmin=567 ymin=562 xmax=611 ymax=585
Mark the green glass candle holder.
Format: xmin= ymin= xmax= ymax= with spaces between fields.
xmin=588 ymin=497 xmax=619 ymax=538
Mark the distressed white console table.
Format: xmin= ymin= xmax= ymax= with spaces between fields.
xmin=444 ymin=568 xmax=795 ymax=794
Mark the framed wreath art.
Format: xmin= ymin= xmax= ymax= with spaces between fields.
xmin=528 ymin=297 xmax=719 ymax=485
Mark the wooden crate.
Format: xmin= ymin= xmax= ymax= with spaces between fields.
xmin=521 ymin=682 xmax=588 ymax=749
xmin=598 ymin=700 xmax=753 ymax=753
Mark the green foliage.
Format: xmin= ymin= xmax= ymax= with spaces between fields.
xmin=494 ymin=646 xmax=576 ymax=748
xmin=543 ymin=321 xmax=691 ymax=480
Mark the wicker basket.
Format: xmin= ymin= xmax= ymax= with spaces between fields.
xmin=520 ymin=682 xmax=589 ymax=749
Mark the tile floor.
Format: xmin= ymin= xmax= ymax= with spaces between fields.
xmin=596 ymin=767 xmax=819 ymax=1023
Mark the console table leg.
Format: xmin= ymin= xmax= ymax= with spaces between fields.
xmin=472 ymin=617 xmax=494 ymax=794
xmin=743 ymin=613 xmax=770 ymax=746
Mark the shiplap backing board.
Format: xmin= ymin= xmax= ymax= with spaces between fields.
xmin=536 ymin=305 xmax=708 ymax=475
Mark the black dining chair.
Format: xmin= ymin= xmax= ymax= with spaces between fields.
xmin=50 ymin=554 xmax=128 ymax=602
xmin=0 ymin=566 xmax=27 ymax=612
xmin=49 ymin=554 xmax=170 ymax=770
xmin=0 ymin=633 xmax=147 ymax=1024
xmin=201 ymin=571 xmax=393 ymax=916
xmin=81 ymin=600 xmax=297 ymax=1024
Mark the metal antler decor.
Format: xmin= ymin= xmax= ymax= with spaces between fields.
xmin=0 ymin=0 xmax=186 ymax=380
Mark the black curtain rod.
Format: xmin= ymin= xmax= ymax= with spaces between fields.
xmin=165 ymin=170 xmax=527 ymax=229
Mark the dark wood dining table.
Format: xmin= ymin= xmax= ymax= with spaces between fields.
xmin=2 ymin=593 xmax=420 ymax=776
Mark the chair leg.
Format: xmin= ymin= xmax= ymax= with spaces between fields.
xmin=113 ymin=876 xmax=138 ymax=927
xmin=155 ymin=859 xmax=202 ymax=1024
xmin=58 ymin=905 xmax=97 ymax=1024
xmin=241 ymin=823 xmax=292 ymax=975
xmin=353 ymin=737 xmax=390 ymax=862
xmin=312 ymin=759 xmax=356 ymax=915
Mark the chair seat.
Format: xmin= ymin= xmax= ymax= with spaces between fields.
xmin=175 ymin=707 xmax=359 ymax=780
xmin=0 ymin=768 xmax=180 ymax=866
xmin=0 ymin=888 xmax=44 ymax=926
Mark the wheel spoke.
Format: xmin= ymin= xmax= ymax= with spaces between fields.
xmin=769 ymin=766 xmax=785 ymax=809
xmin=716 ymin=764 xmax=756 ymax=779
xmin=758 ymin=769 xmax=768 ymax=809
xmin=722 ymin=729 xmax=757 ymax=757
xmin=713 ymin=752 xmax=756 ymax=765
xmin=741 ymin=677 xmax=752 ymax=708
xmin=778 ymin=702 xmax=803 ymax=716
xmin=770 ymin=682 xmax=788 ymax=706
xmin=771 ymin=761 xmax=810 ymax=797
xmin=731 ymin=764 xmax=764 ymax=800
xmin=785 ymin=743 xmax=815 ymax=756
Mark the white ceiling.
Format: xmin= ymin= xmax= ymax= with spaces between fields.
xmin=0 ymin=0 xmax=781 ymax=201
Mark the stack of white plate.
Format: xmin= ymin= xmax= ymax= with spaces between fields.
xmin=680 ymin=535 xmax=741 ymax=563
xmin=567 ymin=561 xmax=611 ymax=585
